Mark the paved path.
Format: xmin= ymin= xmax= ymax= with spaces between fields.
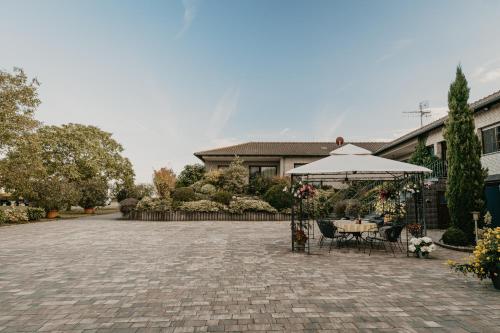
xmin=0 ymin=216 xmax=498 ymax=333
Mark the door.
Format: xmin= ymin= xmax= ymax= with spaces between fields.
xmin=485 ymin=183 xmax=500 ymax=227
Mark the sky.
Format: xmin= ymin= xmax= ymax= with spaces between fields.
xmin=1 ymin=0 xmax=500 ymax=183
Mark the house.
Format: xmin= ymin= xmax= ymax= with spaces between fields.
xmin=193 ymin=90 xmax=500 ymax=228
xmin=375 ymin=90 xmax=500 ymax=227
xmin=194 ymin=141 xmax=387 ymax=179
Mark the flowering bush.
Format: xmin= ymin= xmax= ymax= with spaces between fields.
xmin=408 ymin=236 xmax=436 ymax=256
xmin=374 ymin=198 xmax=405 ymax=218
xmin=136 ymin=197 xmax=172 ymax=211
xmin=0 ymin=209 xmax=6 ymax=224
xmin=407 ymin=223 xmax=423 ymax=237
xmin=448 ymin=227 xmax=500 ymax=280
xmin=200 ymin=184 xmax=217 ymax=195
xmin=229 ymin=198 xmax=277 ymax=214
xmin=179 ymin=200 xmax=225 ymax=212
xmin=3 ymin=208 xmax=29 ymax=223
xmin=27 ymin=207 xmax=45 ymax=221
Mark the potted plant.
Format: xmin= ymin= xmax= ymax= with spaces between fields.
xmin=408 ymin=236 xmax=435 ymax=258
xmin=78 ymin=178 xmax=109 ymax=214
xmin=33 ymin=179 xmax=80 ymax=219
xmin=448 ymin=227 xmax=500 ymax=289
xmin=294 ymin=229 xmax=308 ymax=251
xmin=407 ymin=223 xmax=423 ymax=237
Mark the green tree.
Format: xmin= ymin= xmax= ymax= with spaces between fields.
xmin=78 ymin=177 xmax=109 ymax=209
xmin=221 ymin=157 xmax=248 ymax=194
xmin=1 ymin=124 xmax=134 ymax=209
xmin=444 ymin=66 xmax=487 ymax=242
xmin=0 ymin=68 xmax=40 ymax=153
xmin=409 ymin=136 xmax=438 ymax=167
xmin=176 ymin=164 xmax=206 ymax=187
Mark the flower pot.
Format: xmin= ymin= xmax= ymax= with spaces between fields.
xmin=416 ymin=251 xmax=429 ymax=259
xmin=84 ymin=207 xmax=95 ymax=214
xmin=46 ymin=210 xmax=58 ymax=219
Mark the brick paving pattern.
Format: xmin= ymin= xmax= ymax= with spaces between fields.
xmin=0 ymin=214 xmax=498 ymax=333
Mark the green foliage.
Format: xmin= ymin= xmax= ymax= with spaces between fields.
xmin=177 ymin=164 xmax=205 ymax=187
xmin=345 ymin=199 xmax=363 ymax=217
xmin=200 ymin=183 xmax=217 ymax=195
xmin=0 ymin=68 xmax=40 ymax=153
xmin=334 ymin=200 xmax=348 ymax=217
xmin=153 ymin=167 xmax=176 ymax=199
xmin=78 ymin=177 xmax=109 ymax=209
xmin=3 ymin=207 xmax=29 ymax=223
xmin=229 ymin=198 xmax=277 ymax=214
xmin=221 ymin=157 xmax=248 ymax=194
xmin=0 ymin=209 xmax=6 ymax=224
xmin=263 ymin=184 xmax=292 ymax=211
xmin=409 ymin=136 xmax=439 ymax=167
xmin=172 ymin=187 xmax=196 ymax=202
xmin=211 ymin=190 xmax=233 ymax=205
xmin=304 ymin=190 xmax=339 ymax=219
xmin=248 ymin=176 xmax=289 ymax=196
xmin=32 ymin=178 xmax=80 ymax=211
xmin=179 ymin=200 xmax=225 ymax=212
xmin=136 ymin=196 xmax=172 ymax=211
xmin=444 ymin=66 xmax=487 ymax=242
xmin=442 ymin=226 xmax=468 ymax=246
xmin=119 ymin=198 xmax=138 ymax=215
xmin=27 ymin=207 xmax=45 ymax=221
xmin=116 ymin=183 xmax=154 ymax=201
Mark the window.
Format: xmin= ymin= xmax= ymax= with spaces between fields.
xmin=482 ymin=125 xmax=500 ymax=154
xmin=249 ymin=166 xmax=277 ymax=179
xmin=294 ymin=163 xmax=307 ymax=168
xmin=426 ymin=145 xmax=435 ymax=156
xmin=440 ymin=141 xmax=447 ymax=160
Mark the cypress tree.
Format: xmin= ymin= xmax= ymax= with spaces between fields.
xmin=444 ymin=66 xmax=486 ymax=242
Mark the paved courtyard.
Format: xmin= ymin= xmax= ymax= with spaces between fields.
xmin=0 ymin=215 xmax=498 ymax=333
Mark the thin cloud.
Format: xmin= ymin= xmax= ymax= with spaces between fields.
xmin=376 ymin=38 xmax=413 ymax=63
xmin=279 ymin=127 xmax=290 ymax=136
xmin=206 ymin=86 xmax=240 ymax=141
xmin=175 ymin=0 xmax=198 ymax=39
xmin=472 ymin=58 xmax=500 ymax=83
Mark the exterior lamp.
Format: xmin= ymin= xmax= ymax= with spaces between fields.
xmin=472 ymin=211 xmax=480 ymax=244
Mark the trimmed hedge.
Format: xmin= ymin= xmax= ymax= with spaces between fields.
xmin=442 ymin=227 xmax=469 ymax=246
xmin=27 ymin=207 xmax=45 ymax=221
xmin=119 ymin=198 xmax=139 ymax=215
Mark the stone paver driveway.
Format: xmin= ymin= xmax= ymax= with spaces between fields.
xmin=0 ymin=215 xmax=498 ymax=333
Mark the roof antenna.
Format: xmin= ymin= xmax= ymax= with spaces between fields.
xmin=403 ymin=101 xmax=431 ymax=127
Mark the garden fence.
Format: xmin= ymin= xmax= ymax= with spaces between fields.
xmin=126 ymin=210 xmax=291 ymax=221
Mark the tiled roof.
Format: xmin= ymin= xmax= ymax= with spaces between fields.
xmin=376 ymin=89 xmax=500 ymax=154
xmin=195 ymin=141 xmax=388 ymax=159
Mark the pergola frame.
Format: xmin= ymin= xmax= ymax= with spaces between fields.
xmin=289 ymin=171 xmax=429 ymax=256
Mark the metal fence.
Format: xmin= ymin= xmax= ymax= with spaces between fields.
xmin=126 ymin=210 xmax=292 ymax=221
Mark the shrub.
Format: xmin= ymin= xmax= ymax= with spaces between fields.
xmin=263 ymin=185 xmax=292 ymax=211
xmin=305 ymin=190 xmax=338 ymax=219
xmin=4 ymin=208 xmax=29 ymax=223
xmin=179 ymin=200 xmax=225 ymax=212
xmin=172 ymin=187 xmax=196 ymax=202
xmin=116 ymin=183 xmax=154 ymax=201
xmin=229 ymin=198 xmax=277 ymax=214
xmin=334 ymin=200 xmax=347 ymax=217
xmin=442 ymin=227 xmax=469 ymax=246
xmin=136 ymin=197 xmax=172 ymax=211
xmin=0 ymin=210 xmax=6 ymax=224
xmin=248 ymin=175 xmax=274 ymax=195
xmin=27 ymin=207 xmax=45 ymax=221
xmin=200 ymin=184 xmax=217 ymax=195
xmin=345 ymin=199 xmax=362 ymax=218
xmin=33 ymin=178 xmax=80 ymax=211
xmin=211 ymin=190 xmax=233 ymax=205
xmin=119 ymin=198 xmax=138 ymax=215
xmin=177 ymin=164 xmax=206 ymax=187
xmin=220 ymin=157 xmax=248 ymax=194
xmin=153 ymin=167 xmax=176 ymax=199
xmin=78 ymin=177 xmax=109 ymax=209
xmin=203 ymin=170 xmax=223 ymax=186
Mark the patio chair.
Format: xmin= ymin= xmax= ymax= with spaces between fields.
xmin=316 ymin=219 xmax=343 ymax=252
xmin=367 ymin=224 xmax=404 ymax=256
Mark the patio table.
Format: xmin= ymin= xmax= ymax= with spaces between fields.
xmin=333 ymin=220 xmax=378 ymax=250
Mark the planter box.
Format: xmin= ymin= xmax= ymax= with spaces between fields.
xmin=126 ymin=210 xmax=291 ymax=222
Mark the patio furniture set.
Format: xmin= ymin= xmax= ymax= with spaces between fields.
xmin=316 ymin=217 xmax=405 ymax=256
